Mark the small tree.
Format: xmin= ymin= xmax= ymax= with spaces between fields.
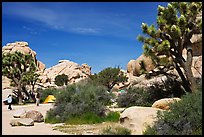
xmin=137 ymin=2 xmax=202 ymax=92
xmin=54 ymin=74 xmax=69 ymax=86
xmin=90 ymin=67 xmax=128 ymax=91
xmin=2 ymin=51 xmax=38 ymax=104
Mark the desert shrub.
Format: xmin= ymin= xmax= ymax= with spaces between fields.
xmin=104 ymin=111 xmax=120 ymax=122
xmin=100 ymin=126 xmax=131 ymax=135
xmin=117 ymin=76 xmax=185 ymax=107
xmin=117 ymin=87 xmax=152 ymax=107
xmin=89 ymin=67 xmax=128 ymax=91
xmin=146 ymin=76 xmax=185 ymax=100
xmin=45 ymin=81 xmax=115 ymax=124
xmin=143 ymin=86 xmax=202 ymax=135
xmin=54 ymin=74 xmax=68 ymax=86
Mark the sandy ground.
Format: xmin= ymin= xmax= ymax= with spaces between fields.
xmin=2 ymin=89 xmax=126 ymax=135
xmin=2 ymin=89 xmax=68 ymax=135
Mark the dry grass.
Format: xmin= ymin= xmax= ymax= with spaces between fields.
xmin=53 ymin=122 xmax=123 ymax=135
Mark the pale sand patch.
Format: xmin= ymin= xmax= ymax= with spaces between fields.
xmin=2 ymin=88 xmax=69 ymax=135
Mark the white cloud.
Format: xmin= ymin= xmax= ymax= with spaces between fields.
xmin=2 ymin=2 xmax=138 ymax=38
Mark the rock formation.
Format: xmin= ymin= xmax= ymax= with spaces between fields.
xmin=152 ymin=98 xmax=181 ymax=110
xmin=2 ymin=41 xmax=45 ymax=72
xmin=38 ymin=60 xmax=91 ymax=87
xmin=127 ymin=54 xmax=154 ymax=76
xmin=125 ymin=33 xmax=202 ymax=90
xmin=120 ymin=106 xmax=163 ymax=135
xmin=2 ymin=41 xmax=92 ymax=90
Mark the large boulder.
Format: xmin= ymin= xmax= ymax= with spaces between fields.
xmin=20 ymin=110 xmax=44 ymax=122
xmin=10 ymin=118 xmax=34 ymax=126
xmin=41 ymin=60 xmax=91 ymax=85
xmin=2 ymin=41 xmax=46 ymax=72
xmin=127 ymin=54 xmax=154 ymax=76
xmin=152 ymin=98 xmax=181 ymax=110
xmin=120 ymin=106 xmax=163 ymax=135
xmin=13 ymin=109 xmax=27 ymax=118
xmin=2 ymin=41 xmax=36 ymax=58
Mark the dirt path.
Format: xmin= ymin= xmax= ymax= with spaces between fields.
xmin=2 ymin=102 xmax=69 ymax=135
xmin=2 ymin=89 xmax=125 ymax=135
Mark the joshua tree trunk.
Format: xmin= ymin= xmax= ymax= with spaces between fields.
xmin=17 ymin=84 xmax=23 ymax=105
xmin=184 ymin=44 xmax=197 ymax=92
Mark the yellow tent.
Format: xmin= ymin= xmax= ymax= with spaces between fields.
xmin=43 ymin=95 xmax=56 ymax=103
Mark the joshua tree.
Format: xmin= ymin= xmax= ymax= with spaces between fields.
xmin=2 ymin=51 xmax=38 ymax=104
xmin=137 ymin=2 xmax=202 ymax=92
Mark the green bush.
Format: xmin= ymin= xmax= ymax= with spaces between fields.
xmin=104 ymin=111 xmax=120 ymax=122
xmin=90 ymin=67 xmax=128 ymax=91
xmin=45 ymin=81 xmax=115 ymax=124
xmin=117 ymin=77 xmax=185 ymax=107
xmin=54 ymin=74 xmax=68 ymax=86
xmin=100 ymin=126 xmax=131 ymax=135
xmin=143 ymin=86 xmax=202 ymax=135
xmin=117 ymin=87 xmax=152 ymax=107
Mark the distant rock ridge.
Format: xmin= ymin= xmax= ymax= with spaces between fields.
xmin=2 ymin=41 xmax=91 ymax=89
xmin=39 ymin=59 xmax=91 ymax=86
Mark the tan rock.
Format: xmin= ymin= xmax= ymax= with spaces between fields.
xmin=41 ymin=60 xmax=91 ymax=85
xmin=10 ymin=118 xmax=34 ymax=126
xmin=81 ymin=63 xmax=91 ymax=75
xmin=120 ymin=106 xmax=163 ymax=135
xmin=152 ymin=97 xmax=181 ymax=110
xmin=37 ymin=60 xmax=46 ymax=72
xmin=192 ymin=56 xmax=202 ymax=78
xmin=127 ymin=54 xmax=154 ymax=76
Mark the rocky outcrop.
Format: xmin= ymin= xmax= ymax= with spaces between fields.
xmin=126 ymin=33 xmax=202 ymax=89
xmin=152 ymin=98 xmax=181 ymax=110
xmin=120 ymin=106 xmax=163 ymax=135
xmin=2 ymin=41 xmax=91 ymax=89
xmin=2 ymin=41 xmax=46 ymax=73
xmin=39 ymin=60 xmax=91 ymax=86
xmin=127 ymin=54 xmax=154 ymax=76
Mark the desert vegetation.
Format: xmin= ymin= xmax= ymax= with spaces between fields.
xmin=2 ymin=2 xmax=202 ymax=135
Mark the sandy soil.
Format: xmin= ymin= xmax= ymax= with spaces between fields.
xmin=2 ymin=89 xmax=69 ymax=135
xmin=2 ymin=89 xmax=125 ymax=135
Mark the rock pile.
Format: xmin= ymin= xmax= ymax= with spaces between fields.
xmin=2 ymin=41 xmax=92 ymax=89
xmin=10 ymin=109 xmax=44 ymax=126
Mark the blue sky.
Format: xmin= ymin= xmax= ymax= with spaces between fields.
xmin=2 ymin=2 xmax=168 ymax=74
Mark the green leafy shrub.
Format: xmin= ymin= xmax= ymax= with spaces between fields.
xmin=117 ymin=77 xmax=185 ymax=107
xmin=143 ymin=86 xmax=202 ymax=135
xmin=90 ymin=67 xmax=128 ymax=91
xmin=117 ymin=87 xmax=152 ymax=107
xmin=45 ymin=81 xmax=115 ymax=124
xmin=100 ymin=126 xmax=131 ymax=135
xmin=54 ymin=74 xmax=68 ymax=86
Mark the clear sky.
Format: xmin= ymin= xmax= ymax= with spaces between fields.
xmin=2 ymin=2 xmax=168 ymax=74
